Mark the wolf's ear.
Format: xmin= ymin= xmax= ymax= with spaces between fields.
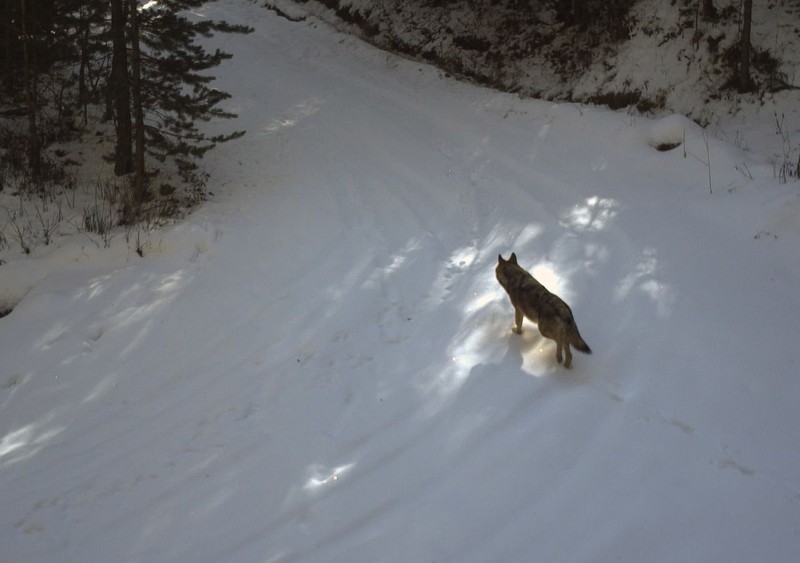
xmin=510 ymin=252 xmax=518 ymax=264
xmin=498 ymin=254 xmax=504 ymax=264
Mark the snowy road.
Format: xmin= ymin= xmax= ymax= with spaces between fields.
xmin=2 ymin=1 xmax=800 ymax=561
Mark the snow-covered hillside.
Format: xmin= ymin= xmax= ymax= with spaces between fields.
xmin=2 ymin=1 xmax=800 ymax=561
xmin=274 ymin=0 xmax=800 ymax=174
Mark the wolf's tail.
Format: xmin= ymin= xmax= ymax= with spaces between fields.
xmin=569 ymin=325 xmax=592 ymax=354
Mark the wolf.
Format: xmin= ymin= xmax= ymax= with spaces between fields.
xmin=495 ymin=253 xmax=591 ymax=368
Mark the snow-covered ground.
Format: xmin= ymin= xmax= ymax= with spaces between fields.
xmin=280 ymin=0 xmax=800 ymax=176
xmin=2 ymin=1 xmax=800 ymax=561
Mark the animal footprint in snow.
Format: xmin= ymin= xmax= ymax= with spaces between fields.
xmin=378 ymin=305 xmax=412 ymax=344
xmin=81 ymin=324 xmax=106 ymax=353
xmin=89 ymin=324 xmax=105 ymax=342
xmin=2 ymin=373 xmax=25 ymax=389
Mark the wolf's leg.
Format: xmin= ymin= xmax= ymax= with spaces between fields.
xmin=555 ymin=340 xmax=563 ymax=364
xmin=563 ymin=342 xmax=572 ymax=369
xmin=513 ymin=308 xmax=523 ymax=334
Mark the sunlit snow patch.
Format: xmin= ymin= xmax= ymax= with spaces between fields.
xmin=561 ymin=196 xmax=618 ymax=232
xmin=0 ymin=422 xmax=64 ymax=467
xmin=303 ymin=463 xmax=355 ymax=492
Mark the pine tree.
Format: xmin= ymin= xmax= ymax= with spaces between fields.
xmin=3 ymin=0 xmax=250 ymax=219
xmin=2 ymin=0 xmax=60 ymax=179
xmin=1 ymin=0 xmax=98 ymax=179
xmin=125 ymin=0 xmax=251 ymax=198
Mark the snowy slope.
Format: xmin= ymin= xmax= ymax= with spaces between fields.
xmin=276 ymin=0 xmax=800 ymax=177
xmin=2 ymin=1 xmax=800 ymax=562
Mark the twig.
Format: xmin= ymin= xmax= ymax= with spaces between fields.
xmin=702 ymin=128 xmax=713 ymax=194
xmin=4 ymin=208 xmax=31 ymax=254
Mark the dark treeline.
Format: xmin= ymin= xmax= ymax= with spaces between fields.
xmin=1 ymin=0 xmax=250 ymax=219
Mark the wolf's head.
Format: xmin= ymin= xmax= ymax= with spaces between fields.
xmin=495 ymin=252 xmax=519 ymax=288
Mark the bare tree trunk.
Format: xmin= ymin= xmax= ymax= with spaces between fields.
xmin=20 ymin=0 xmax=41 ymax=180
xmin=111 ymin=0 xmax=133 ymax=176
xmin=1 ymin=0 xmax=15 ymax=96
xmin=78 ymin=6 xmax=91 ymax=125
xmin=128 ymin=0 xmax=146 ymax=208
xmin=739 ymin=0 xmax=753 ymax=92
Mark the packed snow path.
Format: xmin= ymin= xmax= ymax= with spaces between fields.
xmin=2 ymin=1 xmax=799 ymax=561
